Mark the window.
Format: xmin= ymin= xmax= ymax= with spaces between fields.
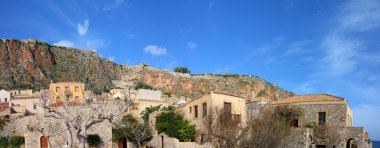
xmin=65 ymin=86 xmax=70 ymax=91
xmin=194 ymin=105 xmax=198 ymax=118
xmin=318 ymin=112 xmax=326 ymax=125
xmin=200 ymin=134 xmax=204 ymax=143
xmin=75 ymin=86 xmax=79 ymax=92
xmin=33 ymin=104 xmax=37 ymax=109
xmin=224 ymin=102 xmax=232 ymax=114
xmin=290 ymin=119 xmax=298 ymax=127
xmin=202 ymin=103 xmax=207 ymax=117
xmin=56 ymin=87 xmax=60 ymax=92
xmin=5 ymin=98 xmax=7 ymax=102
xmin=56 ymin=97 xmax=61 ymax=103
xmin=189 ymin=107 xmax=192 ymax=113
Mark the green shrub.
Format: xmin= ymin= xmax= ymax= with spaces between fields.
xmin=9 ymin=136 xmax=24 ymax=147
xmin=155 ymin=111 xmax=196 ymax=142
xmin=164 ymin=92 xmax=172 ymax=97
xmin=134 ymin=82 xmax=154 ymax=90
xmin=86 ymin=134 xmax=102 ymax=147
xmin=174 ymin=67 xmax=190 ymax=74
xmin=0 ymin=136 xmax=9 ymax=148
xmin=257 ymin=90 xmax=268 ymax=97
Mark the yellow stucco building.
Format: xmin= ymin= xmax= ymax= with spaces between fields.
xmin=49 ymin=82 xmax=85 ymax=104
xmin=177 ymin=91 xmax=246 ymax=143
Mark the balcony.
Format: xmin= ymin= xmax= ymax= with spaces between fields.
xmin=220 ymin=113 xmax=241 ymax=123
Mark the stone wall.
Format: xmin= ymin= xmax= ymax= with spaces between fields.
xmin=267 ymin=103 xmax=349 ymax=128
xmin=24 ymin=115 xmax=113 ymax=148
xmin=147 ymin=133 xmax=213 ymax=148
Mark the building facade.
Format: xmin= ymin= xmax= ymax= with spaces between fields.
xmin=49 ymin=82 xmax=85 ymax=104
xmin=267 ymin=94 xmax=371 ymax=148
xmin=177 ymin=91 xmax=246 ymax=143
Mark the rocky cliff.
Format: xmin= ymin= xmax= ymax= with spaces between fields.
xmin=0 ymin=39 xmax=293 ymax=101
xmin=0 ymin=39 xmax=124 ymax=91
xmin=116 ymin=66 xmax=294 ymax=101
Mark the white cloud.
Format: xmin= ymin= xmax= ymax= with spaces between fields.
xmin=84 ymin=39 xmax=106 ymax=51
xmin=103 ymin=0 xmax=125 ymax=11
xmin=187 ymin=42 xmax=197 ymax=49
xmin=319 ymin=0 xmax=380 ymax=76
xmin=77 ymin=20 xmax=90 ymax=36
xmin=144 ymin=45 xmax=167 ymax=56
xmin=53 ymin=40 xmax=74 ymax=47
xmin=108 ymin=57 xmax=115 ymax=62
xmin=339 ymin=0 xmax=380 ymax=31
xmin=321 ymin=35 xmax=361 ymax=75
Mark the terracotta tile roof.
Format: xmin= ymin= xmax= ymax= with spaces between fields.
xmin=212 ymin=91 xmax=244 ymax=99
xmin=268 ymin=94 xmax=345 ymax=105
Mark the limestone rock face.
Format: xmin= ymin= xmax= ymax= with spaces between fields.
xmin=0 ymin=39 xmax=293 ymax=101
xmin=119 ymin=66 xmax=294 ymax=101
xmin=0 ymin=39 xmax=124 ymax=90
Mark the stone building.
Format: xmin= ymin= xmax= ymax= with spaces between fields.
xmin=128 ymin=89 xmax=169 ymax=121
xmin=11 ymin=92 xmax=44 ymax=116
xmin=49 ymin=82 xmax=85 ymax=104
xmin=267 ymin=94 xmax=372 ymax=148
xmin=0 ymin=89 xmax=10 ymax=105
xmin=9 ymin=89 xmax=33 ymax=96
xmin=177 ymin=91 xmax=246 ymax=143
xmin=0 ymin=89 xmax=11 ymax=118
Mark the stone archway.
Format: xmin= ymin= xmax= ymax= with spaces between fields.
xmin=346 ymin=138 xmax=357 ymax=148
xmin=40 ymin=136 xmax=48 ymax=148
xmin=118 ymin=138 xmax=127 ymax=148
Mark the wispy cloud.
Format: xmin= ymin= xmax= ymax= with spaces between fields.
xmin=108 ymin=57 xmax=115 ymax=62
xmin=144 ymin=45 xmax=167 ymax=56
xmin=293 ymin=81 xmax=317 ymax=94
xmin=319 ymin=0 xmax=380 ymax=76
xmin=53 ymin=40 xmax=74 ymax=47
xmin=209 ymin=0 xmax=217 ymax=8
xmin=84 ymin=38 xmax=106 ymax=51
xmin=103 ymin=0 xmax=125 ymax=11
xmin=187 ymin=42 xmax=197 ymax=49
xmin=77 ymin=20 xmax=90 ymax=36
xmin=321 ymin=35 xmax=361 ymax=75
xmin=339 ymin=0 xmax=380 ymax=31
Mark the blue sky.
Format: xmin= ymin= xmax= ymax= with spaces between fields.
xmin=1 ymin=0 xmax=380 ymax=140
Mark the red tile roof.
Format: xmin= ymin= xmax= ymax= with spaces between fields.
xmin=268 ymin=94 xmax=345 ymax=105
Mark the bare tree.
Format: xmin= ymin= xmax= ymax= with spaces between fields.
xmin=240 ymin=106 xmax=303 ymax=148
xmin=38 ymin=89 xmax=131 ymax=148
xmin=204 ymin=108 xmax=248 ymax=148
xmin=314 ymin=124 xmax=342 ymax=148
xmin=32 ymin=117 xmax=66 ymax=148
xmin=113 ymin=115 xmax=153 ymax=148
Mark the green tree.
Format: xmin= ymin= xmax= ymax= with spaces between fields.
xmin=140 ymin=105 xmax=162 ymax=123
xmin=86 ymin=134 xmax=102 ymax=148
xmin=140 ymin=105 xmax=176 ymax=124
xmin=174 ymin=67 xmax=190 ymax=74
xmin=155 ymin=111 xmax=196 ymax=142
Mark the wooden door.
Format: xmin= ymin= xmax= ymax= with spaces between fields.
xmin=118 ymin=138 xmax=127 ymax=148
xmin=40 ymin=136 xmax=48 ymax=148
